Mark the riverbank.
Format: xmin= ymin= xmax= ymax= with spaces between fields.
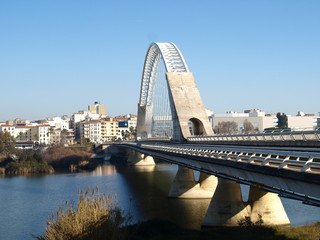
xmin=131 ymin=219 xmax=320 ymax=240
xmin=0 ymin=146 xmax=101 ymax=175
xmin=36 ymin=184 xmax=320 ymax=240
xmin=43 ymin=146 xmax=101 ymax=172
xmin=126 ymin=219 xmax=320 ymax=240
xmin=35 ymin=181 xmax=319 ymax=240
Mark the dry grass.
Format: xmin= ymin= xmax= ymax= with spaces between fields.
xmin=275 ymin=222 xmax=320 ymax=240
xmin=43 ymin=146 xmax=92 ymax=169
xmin=37 ymin=187 xmax=129 ymax=240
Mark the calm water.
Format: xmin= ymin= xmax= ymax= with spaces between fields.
xmin=0 ymin=162 xmax=319 ymax=240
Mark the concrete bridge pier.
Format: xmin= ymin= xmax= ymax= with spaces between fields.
xmin=247 ymin=187 xmax=290 ymax=226
xmin=202 ymin=178 xmax=249 ymax=227
xmin=127 ymin=150 xmax=155 ymax=166
xmin=126 ymin=149 xmax=136 ymax=164
xmin=168 ymin=166 xmax=217 ymax=198
xmin=198 ymin=172 xmax=218 ymax=193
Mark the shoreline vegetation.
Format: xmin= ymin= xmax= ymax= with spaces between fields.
xmin=0 ymin=145 xmax=101 ymax=175
xmin=36 ymin=187 xmax=320 ymax=240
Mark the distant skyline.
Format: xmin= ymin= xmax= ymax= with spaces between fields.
xmin=1 ymin=0 xmax=319 ymax=121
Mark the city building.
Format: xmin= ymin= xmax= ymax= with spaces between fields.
xmin=47 ymin=116 xmax=70 ymax=130
xmin=79 ymin=118 xmax=119 ymax=143
xmin=0 ymin=124 xmax=51 ymax=145
xmin=71 ymin=110 xmax=101 ymax=139
xmin=88 ymin=101 xmax=106 ymax=115
xmin=287 ymin=115 xmax=315 ymax=131
xmin=315 ymin=113 xmax=320 ymax=129
xmin=11 ymin=118 xmax=30 ymax=126
xmin=116 ymin=114 xmax=137 ymax=139
xmin=210 ymin=109 xmax=320 ymax=133
xmin=80 ymin=120 xmax=102 ymax=143
xmin=118 ymin=120 xmax=130 ymax=138
xmin=36 ymin=125 xmax=51 ymax=145
xmin=63 ymin=129 xmax=75 ymax=145
xmin=50 ymin=128 xmax=61 ymax=145
xmin=101 ymin=118 xmax=119 ymax=141
xmin=211 ymin=109 xmax=275 ymax=133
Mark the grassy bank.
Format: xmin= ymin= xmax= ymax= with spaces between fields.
xmin=5 ymin=159 xmax=54 ymax=174
xmin=0 ymin=151 xmax=54 ymax=175
xmin=126 ymin=220 xmax=320 ymax=240
xmin=42 ymin=146 xmax=98 ymax=171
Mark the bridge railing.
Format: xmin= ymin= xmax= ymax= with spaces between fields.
xmin=134 ymin=143 xmax=320 ymax=175
xmin=187 ymin=130 xmax=320 ymax=142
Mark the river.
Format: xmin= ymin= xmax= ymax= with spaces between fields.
xmin=0 ymin=162 xmax=319 ymax=240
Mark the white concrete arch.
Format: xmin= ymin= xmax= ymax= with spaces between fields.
xmin=139 ymin=42 xmax=189 ymax=107
xmin=137 ymin=42 xmax=213 ymax=141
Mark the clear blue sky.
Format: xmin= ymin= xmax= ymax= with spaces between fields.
xmin=0 ymin=0 xmax=319 ymax=121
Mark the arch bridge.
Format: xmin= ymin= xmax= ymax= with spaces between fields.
xmin=118 ymin=42 xmax=320 ymax=227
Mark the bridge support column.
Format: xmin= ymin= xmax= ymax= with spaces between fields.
xmin=168 ymin=167 xmax=217 ymax=198
xmin=248 ymin=187 xmax=290 ymax=226
xmin=127 ymin=149 xmax=136 ymax=164
xmin=198 ymin=172 xmax=218 ymax=193
xmin=202 ymin=178 xmax=249 ymax=227
xmin=129 ymin=150 xmax=155 ymax=166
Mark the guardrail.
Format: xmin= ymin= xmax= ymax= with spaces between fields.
xmin=188 ymin=130 xmax=320 ymax=142
xmin=135 ymin=143 xmax=320 ymax=175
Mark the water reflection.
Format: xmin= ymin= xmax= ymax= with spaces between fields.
xmin=112 ymin=163 xmax=212 ymax=229
xmin=88 ymin=164 xmax=117 ymax=176
xmin=130 ymin=165 xmax=156 ymax=172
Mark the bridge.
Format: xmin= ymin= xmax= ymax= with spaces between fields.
xmin=115 ymin=42 xmax=320 ymax=227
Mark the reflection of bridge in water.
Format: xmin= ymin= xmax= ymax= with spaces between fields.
xmin=114 ymin=42 xmax=320 ymax=227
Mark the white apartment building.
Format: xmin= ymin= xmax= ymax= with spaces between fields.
xmin=0 ymin=124 xmax=51 ymax=145
xmin=80 ymin=120 xmax=102 ymax=143
xmin=37 ymin=125 xmax=51 ymax=144
xmin=79 ymin=118 xmax=119 ymax=143
xmin=0 ymin=125 xmax=16 ymax=136
xmin=71 ymin=110 xmax=101 ymax=139
xmin=125 ymin=114 xmax=137 ymax=129
xmin=47 ymin=116 xmax=70 ymax=130
xmin=117 ymin=114 xmax=137 ymax=139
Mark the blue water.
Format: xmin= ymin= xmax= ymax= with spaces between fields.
xmin=0 ymin=163 xmax=319 ymax=240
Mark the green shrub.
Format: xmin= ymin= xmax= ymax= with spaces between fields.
xmin=5 ymin=151 xmax=54 ymax=174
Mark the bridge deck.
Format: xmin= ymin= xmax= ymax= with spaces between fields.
xmin=119 ymin=141 xmax=320 ymax=206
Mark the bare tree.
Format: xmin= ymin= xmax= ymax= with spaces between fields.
xmin=243 ymin=119 xmax=255 ymax=133
xmin=214 ymin=121 xmax=238 ymax=134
